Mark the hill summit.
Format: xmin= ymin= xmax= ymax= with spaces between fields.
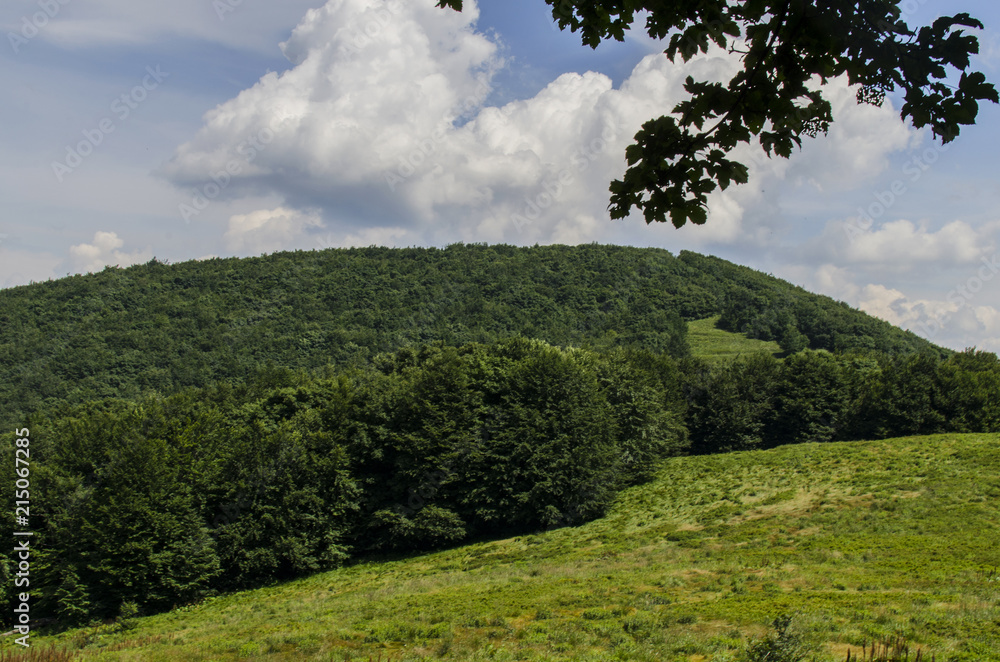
xmin=0 ymin=243 xmax=938 ymax=429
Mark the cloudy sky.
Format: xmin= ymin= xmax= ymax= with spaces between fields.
xmin=2 ymin=0 xmax=999 ymax=352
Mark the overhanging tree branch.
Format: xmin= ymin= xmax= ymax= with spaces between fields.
xmin=438 ymin=0 xmax=998 ymax=228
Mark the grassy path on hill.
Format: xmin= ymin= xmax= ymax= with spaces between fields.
xmin=686 ymin=316 xmax=783 ymax=361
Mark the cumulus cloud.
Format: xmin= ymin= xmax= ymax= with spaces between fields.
xmin=161 ymin=0 xmax=913 ymax=249
xmin=160 ymin=0 xmax=503 ymax=222
xmin=67 ymin=231 xmax=152 ymax=274
xmin=818 ymin=218 xmax=994 ymax=269
xmin=853 ymin=283 xmax=947 ymax=329
xmin=780 ymin=253 xmax=1000 ymax=354
xmin=224 ymin=207 xmax=324 ymax=254
xmin=854 ymin=281 xmax=1000 ymax=354
xmin=788 ymin=77 xmax=915 ymax=191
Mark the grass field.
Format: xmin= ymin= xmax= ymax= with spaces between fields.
xmin=686 ymin=316 xmax=783 ymax=362
xmin=12 ymin=433 xmax=1000 ymax=661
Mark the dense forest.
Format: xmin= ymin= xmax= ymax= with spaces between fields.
xmin=0 ymin=244 xmax=939 ymax=432
xmin=4 ymin=244 xmax=996 ymax=630
xmin=8 ymin=340 xmax=688 ymax=624
xmin=4 ymin=338 xmax=998 ymax=627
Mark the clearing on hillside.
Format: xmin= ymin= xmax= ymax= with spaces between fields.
xmin=687 ymin=315 xmax=783 ymax=361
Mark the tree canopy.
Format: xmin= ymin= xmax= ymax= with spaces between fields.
xmin=437 ymin=0 xmax=998 ymax=228
xmin=0 ymin=245 xmax=943 ymax=434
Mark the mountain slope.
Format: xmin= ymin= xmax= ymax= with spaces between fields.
xmin=0 ymin=244 xmax=941 ymax=430
xmin=22 ymin=433 xmax=1000 ymax=661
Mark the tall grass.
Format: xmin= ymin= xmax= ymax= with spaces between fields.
xmin=0 ymin=647 xmax=75 ymax=661
xmin=845 ymin=636 xmax=935 ymax=661
xmin=8 ymin=433 xmax=1000 ymax=661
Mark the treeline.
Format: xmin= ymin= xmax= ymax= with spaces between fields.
xmin=3 ymin=339 xmax=688 ymax=625
xmin=0 ymin=244 xmax=939 ymax=432
xmin=4 ymin=339 xmax=998 ymax=628
xmin=686 ymin=348 xmax=1000 ymax=453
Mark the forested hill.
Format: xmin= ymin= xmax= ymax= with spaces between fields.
xmin=0 ymin=243 xmax=939 ymax=427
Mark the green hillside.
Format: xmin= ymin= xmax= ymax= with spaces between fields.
xmin=5 ymin=244 xmax=991 ymax=657
xmin=0 ymin=244 xmax=941 ymax=431
xmin=17 ymin=433 xmax=1000 ymax=661
xmin=5 ymin=335 xmax=996 ymax=638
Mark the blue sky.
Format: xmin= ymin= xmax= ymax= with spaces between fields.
xmin=2 ymin=0 xmax=999 ymax=352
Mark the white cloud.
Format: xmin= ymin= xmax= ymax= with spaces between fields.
xmin=778 ymin=254 xmax=1000 ymax=354
xmin=161 ymin=0 xmax=500 ymax=179
xmin=224 ymin=207 xmax=323 ymax=253
xmin=67 ymin=231 xmax=152 ymax=274
xmin=162 ymin=0 xmax=917 ymax=251
xmin=315 ymin=225 xmax=413 ymax=249
xmin=854 ymin=283 xmax=943 ymax=329
xmin=808 ymin=263 xmax=859 ymax=301
xmin=820 ymin=218 xmax=993 ymax=268
xmin=789 ymin=77 xmax=915 ymax=191
xmin=854 ymin=282 xmax=1000 ymax=354
xmin=0 ymin=248 xmax=62 ymax=289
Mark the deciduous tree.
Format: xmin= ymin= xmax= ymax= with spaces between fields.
xmin=438 ymin=0 xmax=997 ymax=227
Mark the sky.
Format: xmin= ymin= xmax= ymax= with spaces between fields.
xmin=2 ymin=0 xmax=999 ymax=353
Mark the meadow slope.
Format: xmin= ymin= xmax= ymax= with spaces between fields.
xmin=685 ymin=316 xmax=782 ymax=362
xmin=15 ymin=433 xmax=1000 ymax=661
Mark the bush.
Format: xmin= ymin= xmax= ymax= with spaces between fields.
xmin=742 ymin=615 xmax=811 ymax=662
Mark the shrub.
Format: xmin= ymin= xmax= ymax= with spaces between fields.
xmin=742 ymin=615 xmax=811 ymax=662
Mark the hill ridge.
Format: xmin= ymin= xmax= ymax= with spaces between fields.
xmin=0 ymin=243 xmax=942 ymax=430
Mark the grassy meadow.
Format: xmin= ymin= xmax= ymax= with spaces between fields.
xmin=686 ymin=317 xmax=782 ymax=362
xmin=12 ymin=432 xmax=1000 ymax=661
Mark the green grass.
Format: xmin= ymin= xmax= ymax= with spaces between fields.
xmin=12 ymin=434 xmax=1000 ymax=661
xmin=687 ymin=316 xmax=783 ymax=362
